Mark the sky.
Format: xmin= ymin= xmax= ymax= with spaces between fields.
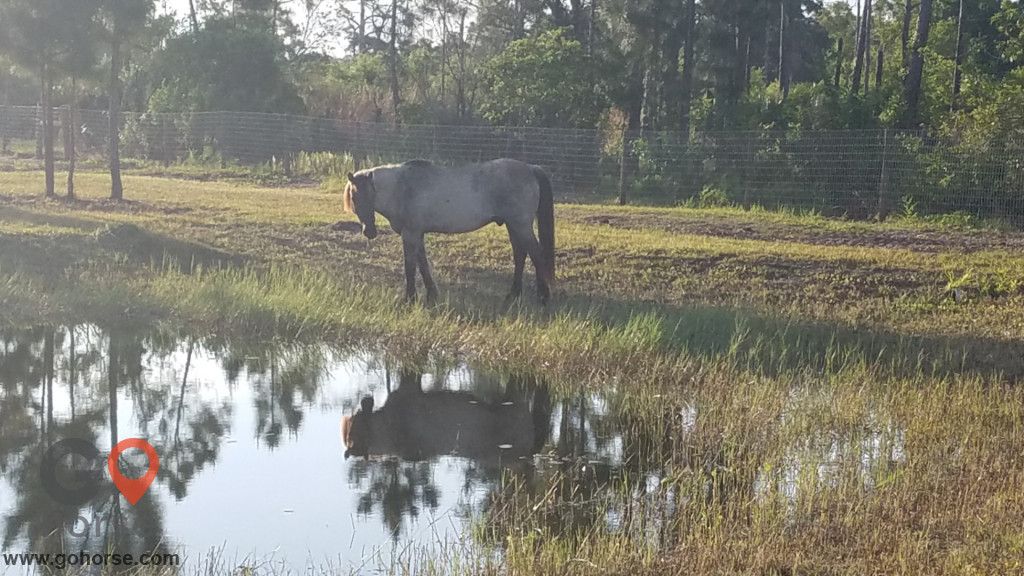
xmin=158 ymin=0 xmax=312 ymax=25
xmin=158 ymin=0 xmax=862 ymax=25
xmin=156 ymin=0 xmax=861 ymax=53
xmin=158 ymin=0 xmax=345 ymax=53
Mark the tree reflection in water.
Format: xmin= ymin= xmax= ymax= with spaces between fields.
xmin=0 ymin=323 xmax=677 ymax=565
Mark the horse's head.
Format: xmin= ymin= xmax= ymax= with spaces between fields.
xmin=344 ymin=171 xmax=378 ymax=240
xmin=342 ymin=395 xmax=376 ymax=459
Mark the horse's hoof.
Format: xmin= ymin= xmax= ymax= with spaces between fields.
xmin=424 ymin=290 xmax=439 ymax=306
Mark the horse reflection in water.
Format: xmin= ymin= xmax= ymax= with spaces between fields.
xmin=342 ymin=370 xmax=551 ymax=461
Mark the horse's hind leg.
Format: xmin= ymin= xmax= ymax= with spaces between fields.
xmin=417 ymin=237 xmax=439 ymax=303
xmin=511 ymin=226 xmax=550 ymax=304
xmin=505 ymin=231 xmax=527 ymax=304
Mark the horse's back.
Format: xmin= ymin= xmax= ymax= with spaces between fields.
xmin=404 ymin=159 xmax=541 ymax=233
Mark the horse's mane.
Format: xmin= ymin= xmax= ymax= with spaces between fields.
xmin=402 ymin=159 xmax=434 ymax=168
xmin=398 ymin=159 xmax=441 ymax=186
xmin=342 ymin=181 xmax=355 ymax=213
xmin=343 ymin=161 xmax=435 ymax=212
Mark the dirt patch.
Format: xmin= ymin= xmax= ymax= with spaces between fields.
xmin=741 ymin=255 xmax=929 ymax=297
xmin=575 ymin=212 xmax=1024 ymax=254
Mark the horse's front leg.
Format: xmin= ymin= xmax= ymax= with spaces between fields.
xmin=402 ymin=235 xmax=419 ymax=302
xmin=416 ymin=235 xmax=439 ymax=303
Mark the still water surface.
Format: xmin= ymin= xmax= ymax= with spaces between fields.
xmin=0 ymin=326 xmax=628 ymax=572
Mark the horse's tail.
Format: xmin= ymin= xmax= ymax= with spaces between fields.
xmin=531 ymin=165 xmax=555 ymax=283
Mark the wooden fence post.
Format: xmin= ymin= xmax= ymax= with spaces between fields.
xmin=877 ymin=128 xmax=890 ymax=216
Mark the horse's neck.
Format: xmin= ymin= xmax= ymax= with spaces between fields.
xmin=373 ymin=168 xmax=402 ymax=225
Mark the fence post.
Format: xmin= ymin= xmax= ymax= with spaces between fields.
xmin=877 ymin=128 xmax=890 ymax=217
xmin=0 ymin=104 xmax=8 ymax=153
xmin=617 ymin=127 xmax=630 ymax=205
xmin=743 ymin=135 xmax=753 ymax=209
xmin=0 ymin=103 xmax=6 ymax=152
xmin=35 ymin=103 xmax=43 ymax=159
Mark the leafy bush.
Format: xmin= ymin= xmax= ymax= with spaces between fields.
xmin=479 ymin=29 xmax=602 ymax=128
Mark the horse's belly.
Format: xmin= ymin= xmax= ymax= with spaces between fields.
xmin=422 ymin=204 xmax=494 ymax=234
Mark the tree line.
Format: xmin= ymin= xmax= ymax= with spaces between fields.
xmin=1 ymin=0 xmax=1022 ymax=201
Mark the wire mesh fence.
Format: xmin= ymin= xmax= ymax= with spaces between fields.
xmin=2 ymin=105 xmax=1022 ymax=223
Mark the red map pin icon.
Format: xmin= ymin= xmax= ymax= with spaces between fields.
xmin=108 ymin=438 xmax=160 ymax=506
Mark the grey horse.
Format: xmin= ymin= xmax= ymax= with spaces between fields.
xmin=344 ymin=158 xmax=555 ymax=303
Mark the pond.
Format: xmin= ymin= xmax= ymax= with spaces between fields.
xmin=0 ymin=325 xmax=650 ymax=573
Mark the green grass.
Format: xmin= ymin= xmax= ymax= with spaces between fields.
xmin=2 ymin=169 xmax=1024 ymax=575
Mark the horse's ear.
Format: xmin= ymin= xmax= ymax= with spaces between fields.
xmin=346 ymin=172 xmax=356 ymax=184
xmin=360 ymin=396 xmax=374 ymax=412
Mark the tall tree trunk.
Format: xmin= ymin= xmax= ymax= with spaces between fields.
xmin=108 ymin=330 xmax=120 ymax=449
xmin=69 ymin=326 xmax=77 ymax=421
xmin=389 ymin=0 xmax=401 ymax=121
xmin=109 ymin=32 xmax=124 ymax=200
xmin=950 ymin=0 xmax=964 ymax=111
xmin=778 ymin=0 xmax=789 ymax=99
xmin=358 ymin=0 xmax=366 ymax=52
xmin=834 ymin=37 xmax=844 ymax=88
xmin=864 ymin=0 xmax=872 ymax=94
xmin=568 ymin=0 xmax=587 ymax=42
xmin=456 ymin=9 xmax=467 ymax=118
xmin=875 ymin=43 xmax=884 ymax=91
xmin=900 ymin=0 xmax=913 ymax=68
xmin=903 ymin=0 xmax=932 ymax=127
xmin=618 ymin=58 xmax=644 ymax=205
xmin=851 ymin=0 xmax=870 ymax=94
xmin=678 ymin=0 xmax=696 ymax=136
xmin=587 ymin=0 xmax=597 ymax=57
xmin=853 ymin=0 xmax=862 ymax=73
xmin=173 ymin=340 xmax=195 ymax=451
xmin=440 ymin=11 xmax=447 ymax=105
xmin=41 ymin=61 xmax=55 ymax=198
xmin=661 ymin=21 xmax=684 ymax=128
xmin=272 ymin=0 xmax=279 ymax=36
xmin=66 ymin=76 xmax=78 ymax=199
xmin=44 ymin=330 xmax=54 ymax=437
xmin=188 ymin=0 xmax=200 ymax=33
xmin=734 ymin=25 xmax=744 ymax=96
xmin=512 ymin=0 xmax=525 ymax=39
xmin=743 ymin=34 xmax=752 ymax=92
xmin=639 ymin=64 xmax=655 ymax=135
xmin=587 ymin=0 xmax=599 ymax=118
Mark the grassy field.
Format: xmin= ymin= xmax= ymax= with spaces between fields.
xmin=2 ymin=170 xmax=1024 ymax=574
